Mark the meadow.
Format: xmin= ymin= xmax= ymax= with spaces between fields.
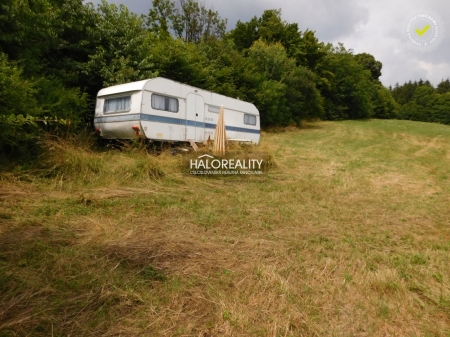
xmin=1 ymin=119 xmax=450 ymax=336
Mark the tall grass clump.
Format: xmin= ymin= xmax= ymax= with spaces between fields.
xmin=115 ymin=153 xmax=167 ymax=181
xmin=37 ymin=134 xmax=182 ymax=187
xmin=39 ymin=134 xmax=107 ymax=182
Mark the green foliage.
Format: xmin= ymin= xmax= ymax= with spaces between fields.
xmin=355 ymin=53 xmax=382 ymax=82
xmin=391 ymin=80 xmax=433 ymax=106
xmin=83 ymin=1 xmax=157 ymax=88
xmin=371 ymin=85 xmax=398 ymax=119
xmin=34 ymin=77 xmax=88 ymax=126
xmin=255 ymin=80 xmax=289 ymax=126
xmin=0 ymin=54 xmax=84 ymax=161
xmin=227 ymin=16 xmax=259 ymax=51
xmin=151 ymin=37 xmax=208 ymax=87
xmin=43 ymin=1 xmax=99 ymax=87
xmin=228 ymin=9 xmax=301 ymax=57
xmin=147 ymin=0 xmax=177 ymax=38
xmin=436 ymin=79 xmax=450 ymax=94
xmin=245 ymin=40 xmax=323 ymax=125
xmin=284 ymin=66 xmax=324 ymax=121
xmin=296 ymin=30 xmax=328 ymax=70
xmin=147 ymin=0 xmax=227 ymax=43
xmin=317 ymin=45 xmax=374 ymax=120
xmin=0 ymin=54 xmax=42 ymax=158
xmin=247 ymin=40 xmax=295 ymax=82
xmin=194 ymin=39 xmax=246 ymax=98
xmin=0 ymin=54 xmax=41 ymax=116
xmin=430 ymin=93 xmax=450 ymax=124
xmin=398 ymin=87 xmax=450 ymax=125
xmin=394 ymin=80 xmax=450 ymax=125
xmin=0 ymin=0 xmax=56 ymax=75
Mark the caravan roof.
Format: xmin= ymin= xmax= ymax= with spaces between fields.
xmin=97 ymin=79 xmax=149 ymax=97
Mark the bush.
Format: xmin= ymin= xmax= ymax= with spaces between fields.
xmin=0 ymin=53 xmax=43 ymax=161
xmin=0 ymin=53 xmax=87 ymax=164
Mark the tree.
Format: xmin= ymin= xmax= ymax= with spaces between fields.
xmin=150 ymin=37 xmax=208 ymax=87
xmin=147 ymin=0 xmax=227 ymax=43
xmin=246 ymin=40 xmax=292 ymax=126
xmin=429 ymin=93 xmax=450 ymax=124
xmin=296 ymin=30 xmax=327 ymax=70
xmin=0 ymin=0 xmax=56 ymax=75
xmin=228 ymin=9 xmax=302 ymax=57
xmin=146 ymin=0 xmax=177 ymax=38
xmin=316 ymin=44 xmax=374 ymax=120
xmin=83 ymin=1 xmax=157 ymax=90
xmin=437 ymin=79 xmax=450 ymax=94
xmin=0 ymin=53 xmax=86 ymax=160
xmin=244 ymin=39 xmax=323 ymax=126
xmin=284 ymin=65 xmax=324 ymax=122
xmin=371 ymin=85 xmax=398 ymax=119
xmin=227 ymin=16 xmax=259 ymax=51
xmin=391 ymin=80 xmax=418 ymax=105
xmin=355 ymin=53 xmax=382 ymax=82
xmin=397 ymin=85 xmax=437 ymax=123
xmin=195 ymin=38 xmax=247 ymax=98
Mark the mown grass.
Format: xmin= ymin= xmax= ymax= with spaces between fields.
xmin=1 ymin=119 xmax=450 ymax=336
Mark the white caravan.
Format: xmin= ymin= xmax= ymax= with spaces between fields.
xmin=94 ymin=77 xmax=260 ymax=144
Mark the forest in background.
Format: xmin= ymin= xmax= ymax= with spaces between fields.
xmin=1 ymin=0 xmax=449 ymax=162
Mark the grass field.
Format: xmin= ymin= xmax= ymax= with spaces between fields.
xmin=1 ymin=119 xmax=450 ymax=336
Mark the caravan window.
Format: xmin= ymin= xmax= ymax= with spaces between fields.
xmin=151 ymin=94 xmax=178 ymax=113
xmin=244 ymin=114 xmax=257 ymax=126
xmin=208 ymin=105 xmax=221 ymax=113
xmin=103 ymin=96 xmax=131 ymax=113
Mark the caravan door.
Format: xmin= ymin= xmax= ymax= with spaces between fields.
xmin=186 ymin=93 xmax=205 ymax=141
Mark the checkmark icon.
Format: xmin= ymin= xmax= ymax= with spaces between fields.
xmin=415 ymin=25 xmax=430 ymax=36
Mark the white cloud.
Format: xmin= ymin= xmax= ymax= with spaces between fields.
xmin=86 ymin=0 xmax=450 ymax=87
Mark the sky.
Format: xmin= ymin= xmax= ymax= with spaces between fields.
xmin=87 ymin=0 xmax=450 ymax=87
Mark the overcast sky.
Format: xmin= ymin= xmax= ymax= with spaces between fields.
xmin=87 ymin=0 xmax=450 ymax=87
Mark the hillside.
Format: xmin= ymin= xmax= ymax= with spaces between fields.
xmin=1 ymin=120 xmax=450 ymax=336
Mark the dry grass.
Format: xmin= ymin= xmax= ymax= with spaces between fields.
xmin=1 ymin=119 xmax=450 ymax=336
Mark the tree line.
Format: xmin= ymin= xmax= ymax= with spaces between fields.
xmin=0 ymin=0 xmax=449 ymax=161
xmin=390 ymin=79 xmax=450 ymax=125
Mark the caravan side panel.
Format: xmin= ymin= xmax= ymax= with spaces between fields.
xmin=140 ymin=88 xmax=187 ymax=142
xmin=94 ymin=91 xmax=143 ymax=139
xmin=94 ymin=80 xmax=148 ymax=139
xmin=203 ymin=93 xmax=260 ymax=144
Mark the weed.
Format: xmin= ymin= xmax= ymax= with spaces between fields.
xmin=139 ymin=266 xmax=166 ymax=281
xmin=379 ymin=303 xmax=390 ymax=318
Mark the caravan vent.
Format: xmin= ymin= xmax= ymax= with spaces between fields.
xmin=208 ymin=105 xmax=221 ymax=113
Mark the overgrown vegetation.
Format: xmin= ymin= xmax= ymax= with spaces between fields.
xmin=391 ymin=79 xmax=450 ymax=125
xmin=1 ymin=120 xmax=450 ymax=335
xmin=0 ymin=0 xmax=421 ymax=163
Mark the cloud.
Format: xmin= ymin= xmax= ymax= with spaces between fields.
xmin=281 ymin=0 xmax=370 ymax=42
xmin=85 ymin=0 xmax=450 ymax=86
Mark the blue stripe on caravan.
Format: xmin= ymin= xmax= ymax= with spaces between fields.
xmin=95 ymin=114 xmax=260 ymax=135
xmin=94 ymin=114 xmax=140 ymax=123
xmin=140 ymin=114 xmax=206 ymax=128
xmin=227 ymin=125 xmax=260 ymax=134
xmin=205 ymin=123 xmax=260 ymax=134
xmin=140 ymin=114 xmax=185 ymax=125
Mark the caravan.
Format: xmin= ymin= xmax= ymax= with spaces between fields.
xmin=94 ymin=77 xmax=260 ymax=144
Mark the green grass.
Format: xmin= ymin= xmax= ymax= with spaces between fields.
xmin=1 ymin=119 xmax=450 ymax=336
